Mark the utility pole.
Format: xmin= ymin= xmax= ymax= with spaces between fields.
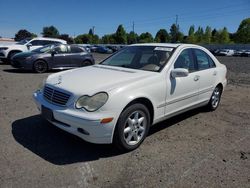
xmin=92 ymin=26 xmax=95 ymax=35
xmin=175 ymin=15 xmax=178 ymax=26
xmin=132 ymin=21 xmax=135 ymax=33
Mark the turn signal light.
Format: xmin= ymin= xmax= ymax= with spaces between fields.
xmin=100 ymin=117 xmax=114 ymax=124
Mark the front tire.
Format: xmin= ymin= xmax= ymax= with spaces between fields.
xmin=114 ymin=103 xmax=150 ymax=151
xmin=207 ymin=86 xmax=222 ymax=111
xmin=33 ymin=60 xmax=48 ymax=73
xmin=81 ymin=60 xmax=92 ymax=67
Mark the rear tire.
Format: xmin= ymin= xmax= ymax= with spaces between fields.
xmin=33 ymin=60 xmax=48 ymax=73
xmin=113 ymin=103 xmax=150 ymax=152
xmin=207 ymin=86 xmax=222 ymax=111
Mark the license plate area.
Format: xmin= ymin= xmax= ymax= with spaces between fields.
xmin=41 ymin=105 xmax=54 ymax=121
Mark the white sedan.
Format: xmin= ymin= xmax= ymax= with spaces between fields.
xmin=33 ymin=43 xmax=227 ymax=151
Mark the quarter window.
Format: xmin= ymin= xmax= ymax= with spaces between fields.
xmin=70 ymin=46 xmax=84 ymax=53
xmin=29 ymin=40 xmax=43 ymax=46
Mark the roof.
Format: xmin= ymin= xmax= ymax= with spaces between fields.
xmin=32 ymin=37 xmax=66 ymax=42
xmin=130 ymin=43 xmax=201 ymax=48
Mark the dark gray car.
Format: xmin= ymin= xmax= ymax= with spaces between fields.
xmin=11 ymin=44 xmax=95 ymax=73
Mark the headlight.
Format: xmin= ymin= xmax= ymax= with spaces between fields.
xmin=75 ymin=92 xmax=108 ymax=112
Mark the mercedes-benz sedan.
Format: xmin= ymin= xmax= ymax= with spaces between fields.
xmin=33 ymin=43 xmax=227 ymax=151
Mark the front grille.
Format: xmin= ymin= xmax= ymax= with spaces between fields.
xmin=43 ymin=86 xmax=71 ymax=106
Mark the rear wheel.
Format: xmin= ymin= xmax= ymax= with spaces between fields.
xmin=114 ymin=103 xmax=150 ymax=151
xmin=33 ymin=60 xmax=48 ymax=73
xmin=207 ymin=86 xmax=222 ymax=111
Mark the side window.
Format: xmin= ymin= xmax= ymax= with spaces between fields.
xmin=194 ymin=49 xmax=210 ymax=70
xmin=29 ymin=40 xmax=43 ymax=46
xmin=70 ymin=46 xmax=84 ymax=53
xmin=174 ymin=49 xmax=196 ymax=72
xmin=54 ymin=45 xmax=68 ymax=54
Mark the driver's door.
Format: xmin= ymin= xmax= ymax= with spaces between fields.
xmin=165 ymin=49 xmax=200 ymax=116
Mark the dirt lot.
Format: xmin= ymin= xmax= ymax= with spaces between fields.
xmin=0 ymin=55 xmax=250 ymax=188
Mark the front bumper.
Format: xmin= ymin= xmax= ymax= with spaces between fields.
xmin=33 ymin=91 xmax=117 ymax=144
xmin=11 ymin=58 xmax=33 ymax=69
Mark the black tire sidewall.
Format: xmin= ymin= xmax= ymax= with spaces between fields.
xmin=33 ymin=60 xmax=47 ymax=73
xmin=114 ymin=103 xmax=150 ymax=151
xmin=81 ymin=60 xmax=92 ymax=67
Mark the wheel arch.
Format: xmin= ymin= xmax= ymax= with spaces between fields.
xmin=121 ymin=97 xmax=154 ymax=125
xmin=7 ymin=50 xmax=22 ymax=59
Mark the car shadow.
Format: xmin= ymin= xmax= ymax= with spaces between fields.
xmin=148 ymin=107 xmax=204 ymax=136
xmin=12 ymin=115 xmax=122 ymax=165
xmin=12 ymin=108 xmax=205 ymax=165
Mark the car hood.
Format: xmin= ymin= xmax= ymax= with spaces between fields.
xmin=46 ymin=65 xmax=156 ymax=96
xmin=13 ymin=51 xmax=37 ymax=59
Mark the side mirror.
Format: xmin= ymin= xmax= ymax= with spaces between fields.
xmin=51 ymin=49 xmax=56 ymax=56
xmin=26 ymin=43 xmax=32 ymax=50
xmin=171 ymin=68 xmax=189 ymax=78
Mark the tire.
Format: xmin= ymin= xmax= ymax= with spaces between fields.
xmin=81 ymin=60 xmax=92 ymax=67
xmin=207 ymin=86 xmax=222 ymax=111
xmin=33 ymin=60 xmax=48 ymax=73
xmin=113 ymin=103 xmax=150 ymax=151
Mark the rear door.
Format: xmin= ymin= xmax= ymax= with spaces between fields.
xmin=193 ymin=49 xmax=217 ymax=103
xmin=67 ymin=46 xmax=86 ymax=67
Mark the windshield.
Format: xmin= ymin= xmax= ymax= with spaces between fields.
xmin=101 ymin=46 xmax=174 ymax=72
xmin=16 ymin=39 xmax=30 ymax=45
xmin=32 ymin=44 xmax=55 ymax=53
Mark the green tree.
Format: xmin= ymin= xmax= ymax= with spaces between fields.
xmin=235 ymin=18 xmax=250 ymax=43
xmin=115 ymin=25 xmax=127 ymax=44
xmin=186 ymin=25 xmax=195 ymax=43
xmin=170 ymin=24 xmax=183 ymax=42
xmin=74 ymin=34 xmax=99 ymax=44
xmin=127 ymin=31 xmax=138 ymax=44
xmin=219 ymin=27 xmax=230 ymax=43
xmin=59 ymin=34 xmax=73 ymax=44
xmin=211 ymin=29 xmax=218 ymax=43
xmin=14 ymin=29 xmax=35 ymax=41
xmin=101 ymin=34 xmax=116 ymax=44
xmin=204 ymin=26 xmax=212 ymax=44
xmin=195 ymin=26 xmax=204 ymax=43
xmin=155 ymin=29 xmax=170 ymax=43
xmin=138 ymin=32 xmax=153 ymax=43
xmin=42 ymin=25 xmax=59 ymax=38
xmin=88 ymin=28 xmax=94 ymax=35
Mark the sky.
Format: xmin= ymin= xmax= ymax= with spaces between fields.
xmin=0 ymin=0 xmax=249 ymax=38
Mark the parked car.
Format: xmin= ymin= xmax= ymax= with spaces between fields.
xmin=0 ymin=37 xmax=67 ymax=62
xmin=96 ymin=46 xmax=113 ymax=54
xmin=33 ymin=43 xmax=227 ymax=151
xmin=11 ymin=44 xmax=94 ymax=73
xmin=217 ymin=49 xmax=234 ymax=56
xmin=241 ymin=50 xmax=250 ymax=57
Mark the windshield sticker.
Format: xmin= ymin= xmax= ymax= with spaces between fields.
xmin=154 ymin=47 xmax=173 ymax=52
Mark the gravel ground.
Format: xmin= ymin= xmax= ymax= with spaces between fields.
xmin=0 ymin=55 xmax=250 ymax=188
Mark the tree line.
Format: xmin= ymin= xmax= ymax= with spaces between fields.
xmin=14 ymin=18 xmax=250 ymax=44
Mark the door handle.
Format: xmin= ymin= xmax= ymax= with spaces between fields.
xmin=194 ymin=75 xmax=200 ymax=81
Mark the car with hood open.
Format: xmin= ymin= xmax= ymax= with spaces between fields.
xmin=33 ymin=43 xmax=227 ymax=151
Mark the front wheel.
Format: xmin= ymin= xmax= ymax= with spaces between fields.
xmin=114 ymin=103 xmax=150 ymax=151
xmin=81 ymin=60 xmax=92 ymax=67
xmin=33 ymin=60 xmax=48 ymax=73
xmin=207 ymin=86 xmax=222 ymax=111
